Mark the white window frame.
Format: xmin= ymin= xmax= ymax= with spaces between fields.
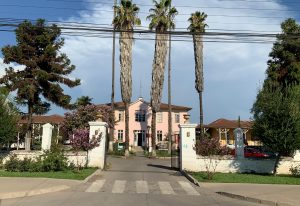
xmin=135 ymin=110 xmax=146 ymax=122
xmin=157 ymin=130 xmax=163 ymax=142
xmin=118 ymin=130 xmax=124 ymax=141
xmin=157 ymin=112 xmax=163 ymax=123
xmin=175 ymin=113 xmax=180 ymax=123
xmin=118 ymin=111 xmax=124 ymax=122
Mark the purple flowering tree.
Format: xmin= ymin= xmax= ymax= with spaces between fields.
xmin=61 ymin=104 xmax=113 ymax=142
xmin=195 ymin=136 xmax=230 ymax=180
xmin=70 ymin=128 xmax=102 ymax=169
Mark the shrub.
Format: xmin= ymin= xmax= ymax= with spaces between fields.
xmin=19 ymin=157 xmax=33 ymax=172
xmin=4 ymin=155 xmax=20 ymax=172
xmin=4 ymin=150 xmax=70 ymax=172
xmin=29 ymin=157 xmax=43 ymax=172
xmin=0 ymin=157 xmax=3 ymax=170
xmin=290 ymin=165 xmax=300 ymax=177
xmin=42 ymin=150 xmax=69 ymax=172
xmin=195 ymin=136 xmax=230 ymax=180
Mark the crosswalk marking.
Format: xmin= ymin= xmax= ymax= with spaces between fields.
xmin=178 ymin=181 xmax=200 ymax=196
xmin=158 ymin=181 xmax=175 ymax=195
xmin=136 ymin=180 xmax=149 ymax=194
xmin=112 ymin=180 xmax=126 ymax=194
xmin=84 ymin=180 xmax=200 ymax=196
xmin=85 ymin=180 xmax=106 ymax=193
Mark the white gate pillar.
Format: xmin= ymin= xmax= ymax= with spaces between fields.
xmin=180 ymin=124 xmax=198 ymax=171
xmin=88 ymin=122 xmax=107 ymax=169
xmin=41 ymin=123 xmax=54 ymax=151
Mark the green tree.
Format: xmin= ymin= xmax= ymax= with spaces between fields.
xmin=0 ymin=87 xmax=19 ymax=149
xmin=147 ymin=0 xmax=177 ymax=157
xmin=188 ymin=11 xmax=208 ymax=141
xmin=265 ymin=18 xmax=300 ymax=88
xmin=252 ymin=85 xmax=300 ymax=174
xmin=75 ymin=96 xmax=93 ymax=108
xmin=252 ymin=18 xmax=300 ymax=174
xmin=113 ymin=0 xmax=141 ymax=157
xmin=0 ymin=19 xmax=80 ymax=151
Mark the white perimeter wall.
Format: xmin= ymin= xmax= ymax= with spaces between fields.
xmin=180 ymin=124 xmax=300 ymax=174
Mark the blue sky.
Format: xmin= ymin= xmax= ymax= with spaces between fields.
xmin=0 ymin=0 xmax=300 ymax=124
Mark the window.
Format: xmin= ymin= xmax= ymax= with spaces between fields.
xmin=118 ymin=111 xmax=124 ymax=122
xmin=157 ymin=112 xmax=163 ymax=123
xmin=175 ymin=113 xmax=180 ymax=123
xmin=157 ymin=130 xmax=163 ymax=142
xmin=118 ymin=130 xmax=123 ymax=141
xmin=135 ymin=110 xmax=146 ymax=122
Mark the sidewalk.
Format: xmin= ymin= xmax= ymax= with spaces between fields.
xmin=0 ymin=177 xmax=81 ymax=200
xmin=201 ymin=183 xmax=300 ymax=206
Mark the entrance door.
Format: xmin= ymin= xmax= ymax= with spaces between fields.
xmin=138 ymin=133 xmax=143 ymax=146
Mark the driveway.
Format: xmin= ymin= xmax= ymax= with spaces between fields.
xmin=2 ymin=156 xmax=261 ymax=206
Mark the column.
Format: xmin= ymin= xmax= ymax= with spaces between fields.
xmin=88 ymin=122 xmax=107 ymax=168
xmin=41 ymin=123 xmax=54 ymax=151
xmin=180 ymin=124 xmax=198 ymax=171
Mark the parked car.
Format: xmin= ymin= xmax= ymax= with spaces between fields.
xmin=231 ymin=146 xmax=276 ymax=158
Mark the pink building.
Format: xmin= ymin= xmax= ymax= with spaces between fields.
xmin=105 ymin=98 xmax=191 ymax=148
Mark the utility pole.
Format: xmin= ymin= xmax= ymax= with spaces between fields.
xmin=167 ymin=3 xmax=172 ymax=155
xmin=109 ymin=0 xmax=117 ymax=152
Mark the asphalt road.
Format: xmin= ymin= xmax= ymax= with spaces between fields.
xmin=1 ymin=155 xmax=260 ymax=206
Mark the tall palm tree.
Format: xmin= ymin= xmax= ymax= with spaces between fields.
xmin=188 ymin=11 xmax=208 ymax=140
xmin=113 ymin=0 xmax=141 ymax=157
xmin=147 ymin=0 xmax=177 ymax=157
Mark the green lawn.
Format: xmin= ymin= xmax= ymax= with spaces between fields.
xmin=0 ymin=168 xmax=97 ymax=180
xmin=191 ymin=172 xmax=300 ymax=185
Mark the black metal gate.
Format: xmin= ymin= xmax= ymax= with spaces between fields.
xmin=171 ymin=133 xmax=180 ymax=169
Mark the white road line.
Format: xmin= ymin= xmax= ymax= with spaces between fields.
xmin=178 ymin=181 xmax=200 ymax=196
xmin=112 ymin=180 xmax=126 ymax=194
xmin=85 ymin=180 xmax=106 ymax=193
xmin=158 ymin=181 xmax=175 ymax=195
xmin=136 ymin=180 xmax=149 ymax=194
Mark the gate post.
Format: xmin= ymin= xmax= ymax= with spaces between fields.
xmin=179 ymin=124 xmax=197 ymax=171
xmin=41 ymin=123 xmax=54 ymax=151
xmin=88 ymin=122 xmax=107 ymax=169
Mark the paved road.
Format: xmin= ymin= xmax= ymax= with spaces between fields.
xmin=1 ymin=156 xmax=260 ymax=206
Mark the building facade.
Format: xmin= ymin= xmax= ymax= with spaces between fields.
xmin=106 ymin=98 xmax=191 ymax=148
xmin=199 ymin=118 xmax=261 ymax=147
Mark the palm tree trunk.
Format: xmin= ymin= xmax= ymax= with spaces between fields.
xmin=124 ymin=102 xmax=130 ymax=157
xmin=151 ymin=109 xmax=157 ymax=157
xmin=150 ymin=33 xmax=168 ymax=157
xmin=109 ymin=0 xmax=117 ymax=152
xmin=193 ymin=34 xmax=204 ymax=139
xmin=199 ymin=91 xmax=204 ymax=140
xmin=119 ymin=30 xmax=133 ymax=157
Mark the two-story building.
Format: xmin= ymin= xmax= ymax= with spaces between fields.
xmin=104 ymin=98 xmax=192 ymax=148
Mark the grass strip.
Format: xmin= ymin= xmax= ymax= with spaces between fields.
xmin=0 ymin=168 xmax=97 ymax=180
xmin=191 ymin=172 xmax=300 ymax=185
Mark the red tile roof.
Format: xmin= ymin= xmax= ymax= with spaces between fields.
xmin=19 ymin=114 xmax=64 ymax=125
xmin=103 ymin=100 xmax=192 ymax=111
xmin=204 ymin=118 xmax=253 ymax=129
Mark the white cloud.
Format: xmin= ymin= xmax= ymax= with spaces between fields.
xmin=56 ymin=0 xmax=291 ymax=123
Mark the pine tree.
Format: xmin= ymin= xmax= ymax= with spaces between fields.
xmin=252 ymin=18 xmax=300 ymax=174
xmin=0 ymin=19 xmax=80 ymax=150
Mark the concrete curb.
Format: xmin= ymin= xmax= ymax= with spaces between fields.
xmin=181 ymin=170 xmax=200 ymax=187
xmin=0 ymin=185 xmax=70 ymax=200
xmin=83 ymin=168 xmax=102 ymax=183
xmin=217 ymin=192 xmax=293 ymax=206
